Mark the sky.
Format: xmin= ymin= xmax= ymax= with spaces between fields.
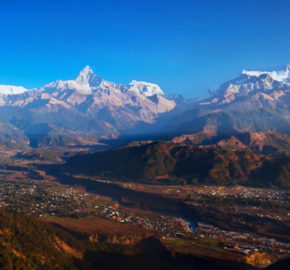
xmin=0 ymin=0 xmax=290 ymax=97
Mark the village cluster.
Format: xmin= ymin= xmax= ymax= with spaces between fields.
xmin=0 ymin=180 xmax=89 ymax=216
xmin=195 ymin=223 xmax=290 ymax=256
xmin=99 ymin=205 xmax=191 ymax=237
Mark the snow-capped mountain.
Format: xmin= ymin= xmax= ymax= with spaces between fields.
xmin=41 ymin=66 xmax=120 ymax=95
xmin=39 ymin=66 xmax=165 ymax=98
xmin=128 ymin=80 xmax=164 ymax=97
xmin=157 ymin=65 xmax=290 ymax=142
xmin=1 ymin=64 xmax=290 ymax=149
xmin=0 ymin=85 xmax=28 ymax=95
xmin=0 ymin=66 xmax=177 ymax=147
xmin=33 ymin=66 xmax=176 ymax=124
xmin=199 ymin=65 xmax=290 ymax=110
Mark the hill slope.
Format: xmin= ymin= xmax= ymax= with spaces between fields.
xmin=0 ymin=208 xmax=82 ymax=269
xmin=173 ymin=131 xmax=290 ymax=157
xmin=61 ymin=142 xmax=290 ymax=187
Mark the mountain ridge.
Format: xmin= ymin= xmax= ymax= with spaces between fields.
xmin=0 ymin=65 xmax=290 ymax=149
xmin=0 ymin=66 xmax=177 ymax=148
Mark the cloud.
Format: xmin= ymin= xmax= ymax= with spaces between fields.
xmin=242 ymin=65 xmax=290 ymax=83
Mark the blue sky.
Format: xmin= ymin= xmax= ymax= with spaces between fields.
xmin=0 ymin=0 xmax=290 ymax=97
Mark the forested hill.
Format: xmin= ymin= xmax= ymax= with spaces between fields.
xmin=61 ymin=141 xmax=290 ymax=187
xmin=0 ymin=208 xmax=171 ymax=270
xmin=0 ymin=208 xmax=81 ymax=269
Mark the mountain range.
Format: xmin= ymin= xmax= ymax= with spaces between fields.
xmin=139 ymin=65 xmax=290 ymax=142
xmin=0 ymin=65 xmax=289 ymax=150
xmin=199 ymin=65 xmax=290 ymax=111
xmin=0 ymin=66 xmax=176 ymax=148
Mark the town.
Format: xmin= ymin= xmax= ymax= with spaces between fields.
xmin=0 ymin=178 xmax=289 ymax=264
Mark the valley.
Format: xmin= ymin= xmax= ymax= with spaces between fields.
xmin=0 ymin=154 xmax=289 ymax=269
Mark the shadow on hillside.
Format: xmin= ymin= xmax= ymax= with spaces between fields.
xmin=264 ymin=257 xmax=290 ymax=270
xmin=78 ymin=236 xmax=255 ymax=270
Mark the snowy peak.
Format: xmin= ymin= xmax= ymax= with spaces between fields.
xmin=77 ymin=65 xmax=94 ymax=77
xmin=75 ymin=65 xmax=94 ymax=82
xmin=199 ymin=66 xmax=290 ymax=108
xmin=0 ymin=85 xmax=28 ymax=95
xmin=41 ymin=66 xmax=104 ymax=94
xmin=38 ymin=66 xmax=167 ymax=98
xmin=242 ymin=65 xmax=290 ymax=84
xmin=75 ymin=66 xmax=102 ymax=87
xmin=216 ymin=67 xmax=289 ymax=98
xmin=128 ymin=80 xmax=164 ymax=97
